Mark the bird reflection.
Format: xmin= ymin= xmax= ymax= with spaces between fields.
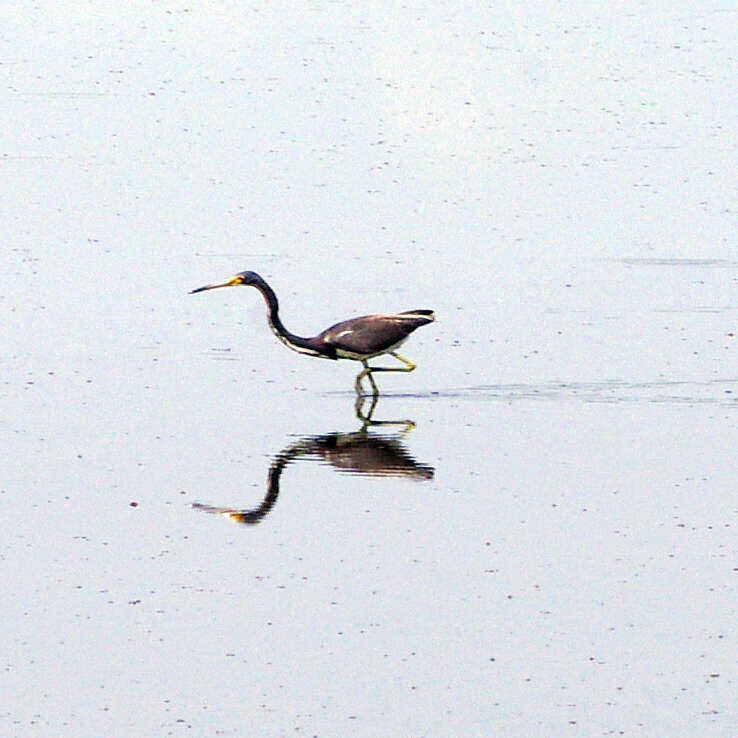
xmin=192 ymin=399 xmax=434 ymax=526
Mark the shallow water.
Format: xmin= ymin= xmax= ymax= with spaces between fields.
xmin=3 ymin=2 xmax=737 ymax=736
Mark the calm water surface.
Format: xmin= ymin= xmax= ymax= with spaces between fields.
xmin=3 ymin=2 xmax=737 ymax=736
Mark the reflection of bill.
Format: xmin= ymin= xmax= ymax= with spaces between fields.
xmin=192 ymin=403 xmax=434 ymax=527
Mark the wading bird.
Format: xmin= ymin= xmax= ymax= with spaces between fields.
xmin=190 ymin=271 xmax=434 ymax=395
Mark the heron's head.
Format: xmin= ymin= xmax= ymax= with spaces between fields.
xmin=190 ymin=270 xmax=263 ymax=294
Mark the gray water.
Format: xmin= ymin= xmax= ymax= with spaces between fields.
xmin=3 ymin=3 xmax=737 ymax=736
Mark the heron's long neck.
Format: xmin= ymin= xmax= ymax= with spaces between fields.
xmin=252 ymin=280 xmax=322 ymax=356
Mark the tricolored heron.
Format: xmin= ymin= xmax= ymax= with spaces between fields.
xmin=190 ymin=270 xmax=434 ymax=394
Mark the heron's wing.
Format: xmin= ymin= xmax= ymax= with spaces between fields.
xmin=318 ymin=311 xmax=434 ymax=355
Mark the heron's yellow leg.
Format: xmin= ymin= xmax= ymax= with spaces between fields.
xmin=355 ymin=360 xmax=379 ymax=396
xmin=364 ymin=352 xmax=416 ymax=375
xmin=354 ymin=352 xmax=416 ymax=396
xmin=389 ymin=352 xmax=416 ymax=371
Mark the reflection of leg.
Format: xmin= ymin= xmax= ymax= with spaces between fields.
xmin=354 ymin=394 xmax=416 ymax=433
xmin=354 ymin=393 xmax=379 ymax=426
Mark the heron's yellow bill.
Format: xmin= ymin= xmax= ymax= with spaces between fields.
xmin=190 ymin=275 xmax=242 ymax=294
